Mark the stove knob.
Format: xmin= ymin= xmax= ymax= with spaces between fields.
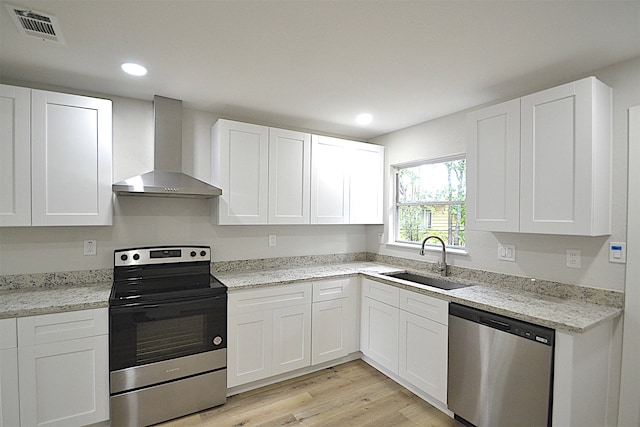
xmin=190 ymin=251 xmax=197 ymax=257
xmin=133 ymin=253 xmax=140 ymax=261
xmin=213 ymin=336 xmax=223 ymax=346
xmin=200 ymin=250 xmax=206 ymax=257
xmin=120 ymin=254 xmax=128 ymax=261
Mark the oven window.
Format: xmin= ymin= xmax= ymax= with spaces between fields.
xmin=137 ymin=314 xmax=206 ymax=365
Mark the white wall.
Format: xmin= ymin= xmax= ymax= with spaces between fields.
xmin=0 ymin=94 xmax=368 ymax=275
xmin=370 ymin=57 xmax=640 ymax=292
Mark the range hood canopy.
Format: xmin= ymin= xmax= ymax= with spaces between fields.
xmin=112 ymin=96 xmax=222 ymax=198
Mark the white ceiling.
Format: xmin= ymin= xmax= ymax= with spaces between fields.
xmin=1 ymin=0 xmax=639 ymax=139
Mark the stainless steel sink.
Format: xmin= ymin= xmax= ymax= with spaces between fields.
xmin=383 ymin=271 xmax=472 ymax=290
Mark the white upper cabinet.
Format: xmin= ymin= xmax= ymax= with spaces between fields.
xmin=520 ymin=77 xmax=611 ymax=235
xmin=212 ymin=120 xmax=270 ymax=224
xmin=349 ymin=141 xmax=384 ymax=224
xmin=213 ymin=120 xmax=384 ymax=225
xmin=467 ymin=77 xmax=611 ymax=236
xmin=268 ymin=127 xmax=311 ymax=224
xmin=0 ymin=85 xmax=113 ymax=227
xmin=310 ymin=135 xmax=385 ymax=225
xmin=310 ymin=135 xmax=350 ymax=224
xmin=0 ymin=85 xmax=31 ymax=226
xmin=466 ymin=99 xmax=521 ymax=232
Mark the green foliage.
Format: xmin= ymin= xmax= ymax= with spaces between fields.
xmin=396 ymin=159 xmax=466 ymax=247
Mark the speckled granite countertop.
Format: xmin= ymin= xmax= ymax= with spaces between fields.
xmin=0 ymin=282 xmax=111 ymax=319
xmin=216 ymin=262 xmax=622 ymax=333
xmin=0 ymin=261 xmax=622 ymax=333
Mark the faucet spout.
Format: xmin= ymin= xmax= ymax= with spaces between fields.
xmin=420 ymin=235 xmax=448 ymax=276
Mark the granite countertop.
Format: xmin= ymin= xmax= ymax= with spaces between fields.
xmin=0 ymin=282 xmax=111 ymax=319
xmin=216 ymin=262 xmax=622 ymax=333
xmin=0 ymin=262 xmax=622 ymax=333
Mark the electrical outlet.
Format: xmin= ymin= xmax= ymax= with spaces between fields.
xmin=566 ymin=249 xmax=581 ymax=269
xmin=378 ymin=233 xmax=384 ymax=244
xmin=84 ymin=240 xmax=97 ymax=256
xmin=268 ymin=234 xmax=277 ymax=247
xmin=498 ymin=244 xmax=515 ymax=261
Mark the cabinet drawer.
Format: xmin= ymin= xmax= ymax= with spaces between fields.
xmin=312 ymin=277 xmax=354 ymax=302
xmin=17 ymin=308 xmax=108 ymax=346
xmin=399 ymin=289 xmax=448 ymax=325
xmin=229 ymin=283 xmax=312 ymax=315
xmin=0 ymin=318 xmax=17 ymax=350
xmin=361 ymin=278 xmax=399 ymax=307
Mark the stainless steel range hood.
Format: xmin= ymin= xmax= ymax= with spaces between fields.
xmin=112 ymin=96 xmax=222 ymax=198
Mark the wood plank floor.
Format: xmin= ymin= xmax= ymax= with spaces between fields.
xmin=157 ymin=360 xmax=465 ymax=427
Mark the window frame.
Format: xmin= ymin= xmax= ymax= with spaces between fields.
xmin=393 ymin=154 xmax=466 ymax=250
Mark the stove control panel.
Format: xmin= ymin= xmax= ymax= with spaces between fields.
xmin=115 ymin=246 xmax=211 ymax=267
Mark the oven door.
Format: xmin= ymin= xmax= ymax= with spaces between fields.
xmin=109 ymin=294 xmax=226 ymax=372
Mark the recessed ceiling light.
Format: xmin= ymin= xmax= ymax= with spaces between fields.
xmin=121 ymin=62 xmax=147 ymax=76
xmin=356 ymin=113 xmax=373 ymax=125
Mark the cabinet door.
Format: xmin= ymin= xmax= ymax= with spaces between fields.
xmin=520 ymin=77 xmax=611 ymax=235
xmin=466 ymin=98 xmax=520 ymax=232
xmin=1 ymin=318 xmax=19 ymax=427
xmin=18 ymin=335 xmax=109 ymax=427
xmin=31 ymin=90 xmax=112 ymax=226
xmin=311 ymin=135 xmax=350 ymax=224
xmin=360 ymin=297 xmax=399 ymax=374
xmin=349 ymin=142 xmax=384 ymax=224
xmin=399 ymin=310 xmax=448 ymax=403
xmin=227 ymin=310 xmax=273 ymax=387
xmin=212 ymin=119 xmax=269 ymax=224
xmin=312 ymin=298 xmax=354 ymax=365
xmin=272 ymin=304 xmax=311 ymax=376
xmin=268 ymin=128 xmax=311 ymax=224
xmin=0 ymin=85 xmax=31 ymax=226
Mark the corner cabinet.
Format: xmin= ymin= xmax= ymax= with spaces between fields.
xmin=466 ymin=77 xmax=612 ymax=236
xmin=0 ymin=85 xmax=113 ymax=227
xmin=310 ymin=135 xmax=384 ymax=225
xmin=212 ymin=119 xmax=384 ymax=225
xmin=17 ymin=308 xmax=109 ymax=427
xmin=360 ymin=278 xmax=448 ymax=404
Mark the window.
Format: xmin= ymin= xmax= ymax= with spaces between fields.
xmin=395 ymin=156 xmax=466 ymax=248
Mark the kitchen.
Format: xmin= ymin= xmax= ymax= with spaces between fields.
xmin=1 ymin=1 xmax=639 ymax=427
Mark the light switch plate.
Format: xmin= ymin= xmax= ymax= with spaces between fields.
xmin=609 ymin=242 xmax=626 ymax=264
xmin=566 ymin=249 xmax=581 ymax=269
xmin=268 ymin=234 xmax=277 ymax=247
xmin=498 ymin=244 xmax=515 ymax=261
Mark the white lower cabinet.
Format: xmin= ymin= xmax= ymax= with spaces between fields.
xmin=311 ymin=277 xmax=358 ymax=365
xmin=1 ymin=318 xmax=19 ymax=427
xmin=228 ymin=283 xmax=312 ymax=388
xmin=272 ymin=304 xmax=312 ymax=376
xmin=16 ymin=308 xmax=109 ymax=427
xmin=360 ymin=278 xmax=448 ymax=404
xmin=398 ymin=308 xmax=448 ymax=403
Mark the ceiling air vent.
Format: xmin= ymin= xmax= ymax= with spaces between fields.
xmin=4 ymin=3 xmax=65 ymax=43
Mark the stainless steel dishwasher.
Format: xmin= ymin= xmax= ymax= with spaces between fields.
xmin=448 ymin=303 xmax=555 ymax=427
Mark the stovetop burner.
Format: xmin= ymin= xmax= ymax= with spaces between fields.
xmin=110 ymin=245 xmax=226 ymax=306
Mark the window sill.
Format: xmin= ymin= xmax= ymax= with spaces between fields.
xmin=382 ymin=241 xmax=469 ymax=256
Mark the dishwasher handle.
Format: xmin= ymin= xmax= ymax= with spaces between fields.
xmin=480 ymin=316 xmax=510 ymax=331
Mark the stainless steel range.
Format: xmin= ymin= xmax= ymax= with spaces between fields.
xmin=109 ymin=245 xmax=227 ymax=426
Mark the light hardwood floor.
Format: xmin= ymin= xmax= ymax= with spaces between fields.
xmin=157 ymin=360 xmax=465 ymax=427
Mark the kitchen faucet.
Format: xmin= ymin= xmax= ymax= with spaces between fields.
xmin=420 ymin=235 xmax=448 ymax=276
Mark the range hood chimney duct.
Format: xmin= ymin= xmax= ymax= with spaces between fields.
xmin=112 ymin=95 xmax=222 ymax=198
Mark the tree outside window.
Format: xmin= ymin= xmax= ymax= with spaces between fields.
xmin=395 ymin=157 xmax=466 ymax=248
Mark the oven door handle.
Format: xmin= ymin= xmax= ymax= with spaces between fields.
xmin=110 ymin=295 xmax=225 ymax=316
